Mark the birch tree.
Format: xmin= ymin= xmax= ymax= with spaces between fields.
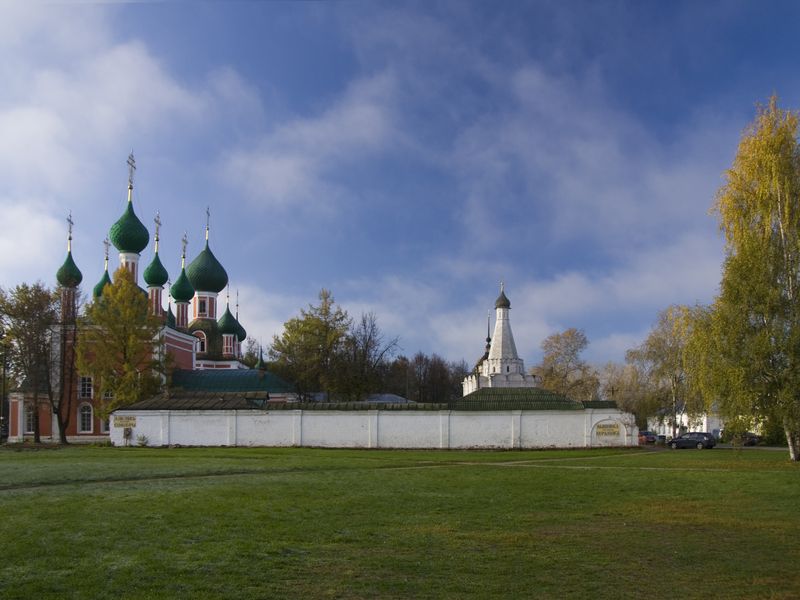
xmin=688 ymin=97 xmax=800 ymax=460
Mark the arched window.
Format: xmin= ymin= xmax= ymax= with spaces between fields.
xmin=194 ymin=331 xmax=207 ymax=353
xmin=79 ymin=404 xmax=93 ymax=433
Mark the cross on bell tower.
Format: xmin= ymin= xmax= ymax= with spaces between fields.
xmin=66 ymin=211 xmax=74 ymax=251
xmin=127 ymin=152 xmax=136 ymax=187
xmin=154 ymin=211 xmax=162 ymax=252
xmin=181 ymin=231 xmax=188 ymax=267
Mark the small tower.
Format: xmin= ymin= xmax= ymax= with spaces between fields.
xmin=143 ymin=212 xmax=169 ymax=316
xmin=186 ymin=207 xmax=228 ymax=322
xmin=93 ymin=238 xmax=112 ymax=299
xmin=462 ymin=283 xmax=536 ymax=395
xmin=108 ymin=153 xmax=149 ymax=283
xmin=486 ymin=282 xmax=524 ymax=376
xmin=186 ymin=208 xmax=229 ymax=359
xmin=56 ymin=212 xmax=83 ymax=322
xmin=235 ymin=289 xmax=247 ymax=359
xmin=170 ymin=233 xmax=195 ymax=330
xmin=165 ymin=280 xmax=177 ymax=329
xmin=217 ymin=288 xmax=238 ymax=359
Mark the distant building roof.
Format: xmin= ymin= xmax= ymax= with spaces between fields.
xmin=170 ymin=368 xmax=292 ymax=394
xmin=453 ymin=387 xmax=585 ymax=411
xmin=365 ymin=393 xmax=412 ymax=404
xmin=124 ymin=391 xmax=271 ymax=411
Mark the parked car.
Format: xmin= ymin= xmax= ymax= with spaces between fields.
xmin=638 ymin=430 xmax=657 ymax=444
xmin=736 ymin=432 xmax=762 ymax=446
xmin=668 ymin=432 xmax=717 ymax=449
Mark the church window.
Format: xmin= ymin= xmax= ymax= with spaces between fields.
xmin=223 ymin=334 xmax=233 ymax=356
xmin=100 ymin=418 xmax=110 ymax=434
xmin=24 ymin=403 xmax=35 ymax=434
xmin=198 ymin=297 xmax=207 ymax=317
xmin=194 ymin=331 xmax=207 ymax=353
xmin=209 ymin=297 xmax=216 ymax=319
xmin=79 ymin=404 xmax=93 ymax=433
xmin=80 ymin=376 xmax=93 ymax=399
xmin=507 ymin=366 xmax=510 ymax=373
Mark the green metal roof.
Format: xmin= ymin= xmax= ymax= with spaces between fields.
xmin=453 ymin=387 xmax=584 ymax=411
xmin=171 ymin=368 xmax=292 ymax=394
xmin=109 ymin=200 xmax=149 ymax=254
xmin=143 ymin=251 xmax=169 ymax=287
xmin=582 ymin=400 xmax=618 ymax=409
xmin=56 ymin=251 xmax=83 ymax=288
xmin=217 ymin=305 xmax=238 ymax=335
xmin=186 ymin=241 xmax=228 ymax=293
xmin=170 ymin=267 xmax=194 ymax=303
xmin=235 ymin=317 xmax=246 ymax=342
xmin=93 ymin=269 xmax=112 ymax=298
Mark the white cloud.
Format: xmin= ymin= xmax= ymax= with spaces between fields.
xmin=220 ymin=73 xmax=399 ymax=210
xmin=0 ymin=199 xmax=64 ymax=286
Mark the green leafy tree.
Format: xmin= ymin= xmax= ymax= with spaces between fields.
xmin=626 ymin=305 xmax=701 ymax=438
xmin=0 ymin=283 xmax=58 ymax=443
xmin=241 ymin=338 xmax=260 ymax=368
xmin=269 ymin=289 xmax=351 ymax=400
xmin=531 ymin=328 xmax=599 ymax=401
xmin=685 ymin=97 xmax=800 ymax=460
xmin=76 ymin=268 xmax=165 ymax=418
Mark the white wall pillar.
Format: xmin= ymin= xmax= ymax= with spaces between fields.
xmin=368 ymin=410 xmax=379 ymax=448
xmin=292 ymin=410 xmax=302 ymax=446
xmin=439 ymin=411 xmax=450 ymax=449
xmin=161 ymin=411 xmax=170 ymax=446
xmin=511 ymin=410 xmax=522 ymax=449
xmin=228 ymin=411 xmax=237 ymax=446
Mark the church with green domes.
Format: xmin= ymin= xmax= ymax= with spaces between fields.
xmin=7 ymin=155 xmax=293 ymax=444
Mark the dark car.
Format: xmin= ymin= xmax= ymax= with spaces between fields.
xmin=638 ymin=430 xmax=658 ymax=444
xmin=736 ymin=432 xmax=762 ymax=446
xmin=668 ymin=432 xmax=717 ymax=450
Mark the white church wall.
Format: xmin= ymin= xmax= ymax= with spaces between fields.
xmin=110 ymin=408 xmax=636 ymax=449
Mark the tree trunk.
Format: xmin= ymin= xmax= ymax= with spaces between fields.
xmin=33 ymin=400 xmax=41 ymax=444
xmin=785 ymin=420 xmax=799 ymax=461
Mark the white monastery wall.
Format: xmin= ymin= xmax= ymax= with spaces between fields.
xmin=110 ymin=408 xmax=635 ymax=449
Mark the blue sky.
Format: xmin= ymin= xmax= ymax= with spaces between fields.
xmin=2 ymin=1 xmax=800 ymax=368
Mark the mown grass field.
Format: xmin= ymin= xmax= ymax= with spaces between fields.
xmin=0 ymin=445 xmax=798 ymax=599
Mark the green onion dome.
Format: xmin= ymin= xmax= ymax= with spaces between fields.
xmin=170 ymin=267 xmax=195 ymax=303
xmin=109 ymin=200 xmax=149 ymax=254
xmin=217 ymin=305 xmax=238 ymax=335
xmin=186 ymin=241 xmax=228 ymax=294
xmin=56 ymin=251 xmax=83 ymax=288
xmin=235 ymin=318 xmax=246 ymax=343
xmin=495 ymin=289 xmax=511 ymax=309
xmin=143 ymin=252 xmax=169 ymax=287
xmin=93 ymin=269 xmax=112 ymax=298
xmin=165 ymin=305 xmax=176 ymax=328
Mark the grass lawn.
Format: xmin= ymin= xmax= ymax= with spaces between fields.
xmin=0 ymin=445 xmax=798 ymax=599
